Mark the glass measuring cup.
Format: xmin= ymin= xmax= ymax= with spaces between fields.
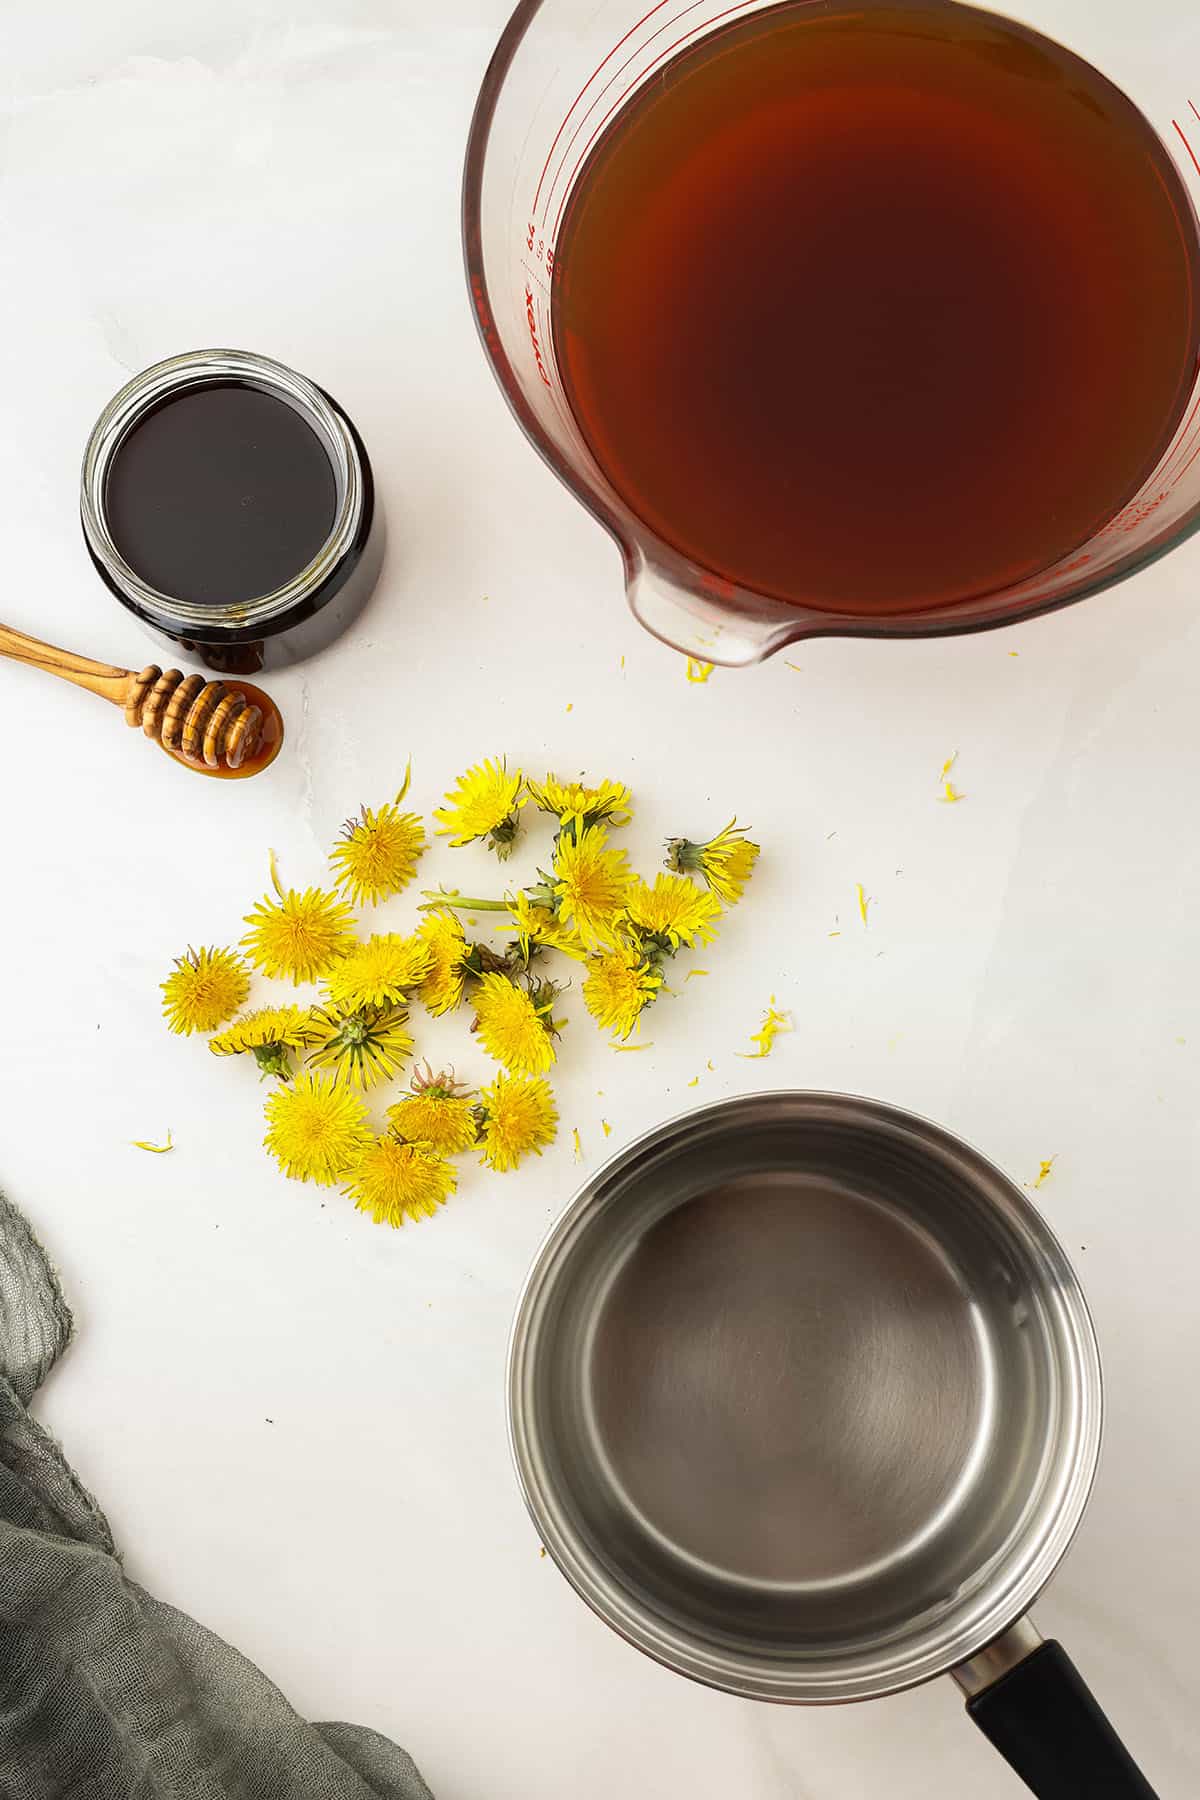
xmin=463 ymin=0 xmax=1200 ymax=665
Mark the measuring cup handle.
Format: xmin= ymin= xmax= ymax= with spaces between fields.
xmin=965 ymin=1637 xmax=1158 ymax=1798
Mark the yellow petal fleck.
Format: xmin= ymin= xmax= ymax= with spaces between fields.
xmin=738 ymin=998 xmax=793 ymax=1060
xmin=566 ymin=702 xmax=573 ymax=712
xmin=1034 ymin=1156 xmax=1057 ymax=1189
xmin=132 ymin=1132 xmax=174 ymax=1154
xmin=601 ymin=1120 xmax=612 ymax=1137
xmin=572 ymin=1127 xmax=583 ymax=1161
xmin=940 ymin=782 xmax=965 ymax=804
xmin=684 ymin=968 xmax=710 ymax=981
xmin=856 ymin=884 xmax=870 ymax=926
xmin=939 ymin=750 xmax=958 ymax=782
xmin=706 ymin=1060 xmax=715 ymax=1071
xmin=686 ymin=658 xmax=714 ymax=684
xmin=784 ymin=660 xmax=803 ymax=672
xmin=613 ymin=1042 xmax=653 ymax=1052
xmin=687 ymin=1076 xmax=700 ymax=1088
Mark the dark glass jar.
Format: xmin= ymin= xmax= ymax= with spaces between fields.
xmin=81 ymin=349 xmax=382 ymax=674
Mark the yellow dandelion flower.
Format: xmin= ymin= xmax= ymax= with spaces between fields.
xmin=507 ymin=889 xmax=589 ymax=964
xmin=325 ymin=932 xmax=434 ymax=1011
xmin=478 ymin=1073 xmax=558 ymax=1172
xmin=582 ymin=943 xmax=662 ymax=1041
xmin=263 ymin=1072 xmax=369 ymax=1185
xmin=161 ymin=945 xmax=250 ymax=1035
xmin=526 ymin=774 xmax=632 ymax=838
xmin=552 ymin=827 xmax=631 ymax=947
xmin=306 ymin=1003 xmax=414 ymax=1090
xmin=473 ymin=971 xmax=558 ymax=1075
xmin=210 ymin=1004 xmax=320 ymax=1079
xmin=387 ymin=1083 xmax=479 ymax=1155
xmin=625 ymin=872 xmax=721 ymax=950
xmin=417 ymin=908 xmax=471 ymax=1014
xmin=738 ymin=998 xmax=793 ymax=1060
xmin=329 ymin=766 xmax=427 ymax=904
xmin=242 ymin=866 xmax=356 ymax=984
xmin=345 ymin=1135 xmax=457 ymax=1227
xmin=434 ymin=757 xmax=526 ymax=859
xmin=665 ymin=820 xmax=760 ymax=906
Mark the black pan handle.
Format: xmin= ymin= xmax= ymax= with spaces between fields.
xmin=965 ymin=1636 xmax=1158 ymax=1798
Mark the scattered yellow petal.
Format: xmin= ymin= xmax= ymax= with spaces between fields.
xmin=784 ymin=660 xmax=803 ymax=672
xmin=939 ymin=751 xmax=958 ymax=782
xmin=687 ymin=1076 xmax=700 ymax=1087
xmin=613 ymin=1042 xmax=653 ymax=1052
xmin=940 ymin=781 xmax=965 ymax=804
xmin=828 ymin=930 xmax=841 ymax=938
xmin=1033 ymin=1156 xmax=1057 ymax=1189
xmin=132 ymin=1132 xmax=173 ymax=1154
xmin=685 ymin=968 xmax=710 ymax=981
xmin=601 ymin=1119 xmax=612 ymax=1137
xmin=686 ymin=658 xmax=714 ymax=684
xmin=738 ymin=998 xmax=793 ymax=1060
xmin=1009 ymin=650 xmax=1019 ymax=657
xmin=566 ymin=702 xmax=573 ymax=712
xmin=706 ymin=1059 xmax=714 ymax=1071
xmin=572 ymin=1127 xmax=583 ymax=1161
xmin=856 ymin=884 xmax=870 ymax=926
xmin=619 ymin=655 xmax=625 ymax=670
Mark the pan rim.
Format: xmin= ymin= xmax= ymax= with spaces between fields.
xmin=506 ymin=1089 xmax=1104 ymax=1704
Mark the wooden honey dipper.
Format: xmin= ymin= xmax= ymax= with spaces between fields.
xmin=0 ymin=622 xmax=283 ymax=777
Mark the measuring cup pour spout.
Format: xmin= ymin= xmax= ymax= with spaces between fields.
xmin=623 ymin=543 xmax=812 ymax=667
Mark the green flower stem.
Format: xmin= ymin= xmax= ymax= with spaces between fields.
xmin=418 ymin=892 xmax=509 ymax=915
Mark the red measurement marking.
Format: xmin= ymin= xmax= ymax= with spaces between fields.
xmin=1190 ymin=100 xmax=1200 ymax=122
xmin=541 ymin=0 xmax=715 ymax=227
xmin=525 ymin=286 xmax=552 ymax=387
xmin=1174 ymin=119 xmax=1200 ymax=179
xmin=1157 ymin=385 xmax=1200 ymax=486
xmin=531 ymin=0 xmax=675 ymax=218
xmin=551 ymin=0 xmax=779 ymax=239
xmin=1172 ymin=427 xmax=1200 ymax=490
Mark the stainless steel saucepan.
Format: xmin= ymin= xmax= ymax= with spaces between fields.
xmin=508 ymin=1093 xmax=1157 ymax=1797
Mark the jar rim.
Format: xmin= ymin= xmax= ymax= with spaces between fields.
xmin=80 ymin=348 xmax=368 ymax=635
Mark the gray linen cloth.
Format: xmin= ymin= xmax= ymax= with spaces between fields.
xmin=0 ymin=1192 xmax=434 ymax=1800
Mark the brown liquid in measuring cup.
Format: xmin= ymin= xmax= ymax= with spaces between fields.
xmin=551 ymin=0 xmax=1200 ymax=617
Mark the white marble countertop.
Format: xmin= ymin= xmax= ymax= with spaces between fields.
xmin=3 ymin=4 xmax=1199 ymax=1795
